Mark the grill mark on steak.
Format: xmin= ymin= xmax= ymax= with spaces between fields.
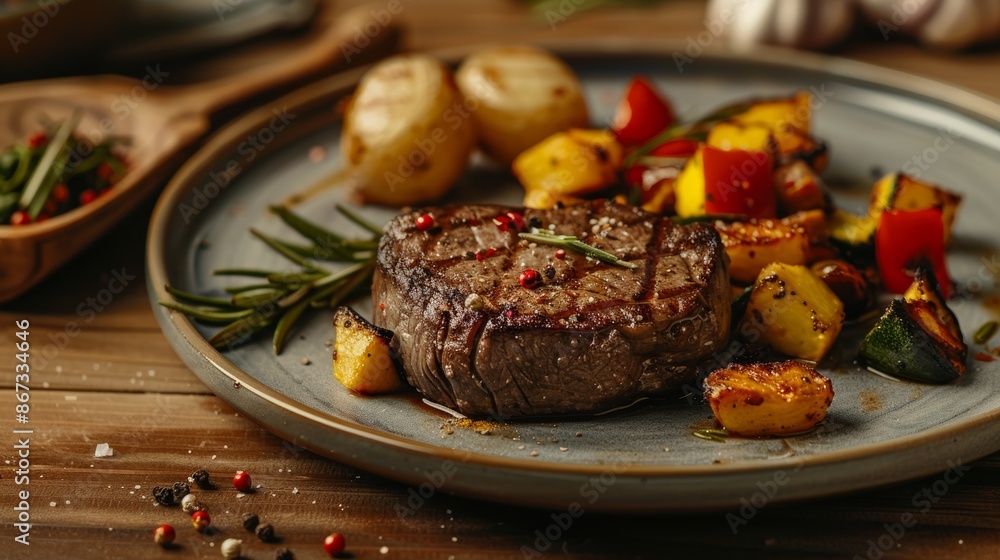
xmin=374 ymin=200 xmax=730 ymax=418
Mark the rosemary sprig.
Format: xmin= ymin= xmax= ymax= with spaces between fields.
xmin=518 ymin=231 xmax=638 ymax=269
xmin=159 ymin=205 xmax=382 ymax=354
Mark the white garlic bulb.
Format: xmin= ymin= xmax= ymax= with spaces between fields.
xmin=707 ymin=0 xmax=856 ymax=51
xmin=858 ymin=0 xmax=1000 ymax=49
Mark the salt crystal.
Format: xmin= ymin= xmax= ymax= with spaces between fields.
xmin=292 ymin=487 xmax=299 ymax=494
xmin=94 ymin=443 xmax=114 ymax=457
xmin=49 ymin=501 xmax=56 ymax=507
xmin=380 ymin=546 xmax=389 ymax=554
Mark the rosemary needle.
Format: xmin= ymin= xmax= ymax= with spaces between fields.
xmin=160 ymin=205 xmax=383 ymax=354
xmin=519 ymin=231 xmax=638 ymax=269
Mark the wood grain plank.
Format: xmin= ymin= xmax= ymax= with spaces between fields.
xmin=2 ymin=389 xmax=998 ymax=558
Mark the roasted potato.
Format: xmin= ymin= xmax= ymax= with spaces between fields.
xmin=456 ymin=46 xmax=589 ymax=165
xmin=513 ymin=129 xmax=623 ymax=200
xmin=341 ymin=54 xmax=477 ymax=206
xmin=333 ymin=307 xmax=405 ymax=394
xmin=705 ymin=361 xmax=834 ymax=437
xmin=739 ymin=262 xmax=845 ymax=362
xmin=713 ymin=219 xmax=810 ymax=284
xmin=706 ymin=121 xmax=776 ymax=153
xmin=731 ymin=91 xmax=812 ymax=135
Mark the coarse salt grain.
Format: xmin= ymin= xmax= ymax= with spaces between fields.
xmin=94 ymin=443 xmax=114 ymax=457
xmin=380 ymin=546 xmax=389 ymax=554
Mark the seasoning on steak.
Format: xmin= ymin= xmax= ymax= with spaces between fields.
xmin=373 ymin=200 xmax=730 ymax=418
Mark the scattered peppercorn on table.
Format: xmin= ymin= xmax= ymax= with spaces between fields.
xmin=3 ymin=0 xmax=1000 ymax=558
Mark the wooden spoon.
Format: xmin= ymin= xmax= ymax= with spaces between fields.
xmin=0 ymin=4 xmax=401 ymax=303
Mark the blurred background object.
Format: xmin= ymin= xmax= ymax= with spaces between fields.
xmin=104 ymin=0 xmax=317 ymax=63
xmin=707 ymin=0 xmax=1000 ymax=51
xmin=0 ymin=0 xmax=322 ymax=83
xmin=706 ymin=0 xmax=855 ymax=51
xmin=0 ymin=0 xmax=132 ymax=80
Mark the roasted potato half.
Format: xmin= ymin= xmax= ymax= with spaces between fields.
xmin=333 ymin=307 xmax=405 ymax=394
xmin=713 ymin=219 xmax=810 ymax=284
xmin=456 ymin=46 xmax=589 ymax=165
xmin=739 ymin=262 xmax=845 ymax=362
xmin=705 ymin=361 xmax=834 ymax=437
xmin=513 ymin=129 xmax=623 ymax=202
xmin=341 ymin=54 xmax=477 ymax=206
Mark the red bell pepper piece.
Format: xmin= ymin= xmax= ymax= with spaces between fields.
xmin=702 ymin=146 xmax=776 ymax=219
xmin=876 ymin=208 xmax=952 ymax=298
xmin=612 ymin=76 xmax=677 ymax=147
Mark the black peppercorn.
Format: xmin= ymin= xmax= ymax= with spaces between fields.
xmin=527 ymin=216 xmax=542 ymax=229
xmin=544 ymin=265 xmax=556 ymax=279
xmin=189 ymin=470 xmax=213 ymax=489
xmin=171 ymin=481 xmax=190 ymax=500
xmin=274 ymin=548 xmax=294 ymax=560
xmin=152 ymin=486 xmax=177 ymax=506
xmin=242 ymin=512 xmax=260 ymax=532
xmin=255 ymin=522 xmax=276 ymax=542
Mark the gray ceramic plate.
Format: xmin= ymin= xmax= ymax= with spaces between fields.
xmin=148 ymin=42 xmax=1000 ymax=512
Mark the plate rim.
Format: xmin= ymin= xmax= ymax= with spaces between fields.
xmin=147 ymin=40 xmax=1000 ymax=483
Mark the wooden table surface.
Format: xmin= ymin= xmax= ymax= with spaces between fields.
xmin=3 ymin=1 xmax=1000 ymax=558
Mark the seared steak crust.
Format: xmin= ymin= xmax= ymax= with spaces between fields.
xmin=373 ymin=200 xmax=730 ymax=418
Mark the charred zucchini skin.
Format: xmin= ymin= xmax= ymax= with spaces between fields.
xmin=859 ymin=299 xmax=963 ymax=383
xmin=829 ymin=210 xmax=877 ymax=264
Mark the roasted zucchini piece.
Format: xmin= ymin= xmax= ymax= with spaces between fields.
xmin=704 ymin=361 xmax=834 ymax=437
xmin=713 ymin=219 xmax=810 ymax=284
xmin=739 ymin=263 xmax=845 ymax=361
xmin=333 ymin=307 xmax=405 ymax=394
xmin=811 ymin=259 xmax=873 ymax=319
xmin=829 ymin=209 xmax=878 ymax=263
xmin=868 ymin=173 xmax=962 ymax=245
xmin=512 ymin=129 xmax=623 ymax=198
xmin=859 ymin=267 xmax=967 ymax=383
xmin=903 ymin=266 xmax=961 ymax=339
xmin=859 ymin=301 xmax=967 ymax=383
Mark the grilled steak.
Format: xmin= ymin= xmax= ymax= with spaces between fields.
xmin=373 ymin=200 xmax=730 ymax=418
